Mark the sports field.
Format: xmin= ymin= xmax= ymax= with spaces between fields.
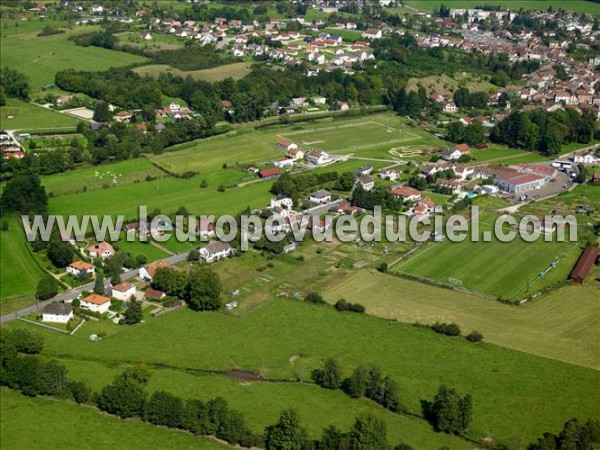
xmin=0 ymin=216 xmax=47 ymax=314
xmin=279 ymin=115 xmax=445 ymax=158
xmin=8 ymin=300 xmax=599 ymax=446
xmin=0 ymin=99 xmax=80 ymax=131
xmin=402 ymin=0 xmax=600 ymax=15
xmin=397 ymin=212 xmax=580 ymax=299
xmin=0 ymin=26 xmax=147 ymax=89
xmin=0 ymin=388 xmax=226 ymax=450
xmin=325 ymin=269 xmax=599 ymax=369
xmin=42 ymin=159 xmax=169 ymax=197
xmin=134 ymin=62 xmax=253 ymax=82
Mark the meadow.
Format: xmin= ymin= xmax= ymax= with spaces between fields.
xmin=47 ymin=172 xmax=273 ymax=219
xmin=0 ymin=24 xmax=147 ymax=89
xmin=0 ymin=388 xmax=226 ymax=450
xmin=134 ymin=62 xmax=253 ymax=82
xmin=402 ymin=0 xmax=600 ymax=15
xmin=41 ymin=158 xmax=169 ymax=197
xmin=325 ymin=269 xmax=599 ymax=369
xmin=0 ymin=216 xmax=47 ymax=314
xmin=8 ymin=299 xmax=599 ymax=447
xmin=397 ymin=212 xmax=580 ymax=299
xmin=0 ymin=99 xmax=80 ymax=131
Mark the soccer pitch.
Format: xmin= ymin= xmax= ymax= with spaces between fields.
xmin=397 ymin=213 xmax=581 ymax=299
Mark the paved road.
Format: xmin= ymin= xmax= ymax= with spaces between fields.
xmin=0 ymin=251 xmax=190 ymax=324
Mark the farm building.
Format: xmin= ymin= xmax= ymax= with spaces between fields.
xmin=493 ymin=171 xmax=546 ymax=194
xmin=42 ymin=302 xmax=73 ymax=324
xmin=570 ymin=247 xmax=599 ymax=283
xmin=145 ymin=289 xmax=166 ymax=301
xmin=259 ymin=168 xmax=282 ymax=179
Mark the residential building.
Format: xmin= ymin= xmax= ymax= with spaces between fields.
xmin=199 ymin=241 xmax=235 ymax=263
xmin=305 ymin=149 xmax=330 ymax=165
xmin=81 ymin=294 xmax=110 ymax=314
xmin=391 ymin=186 xmax=422 ymax=202
xmin=87 ymin=242 xmax=115 ymax=259
xmin=111 ymin=282 xmax=137 ymax=301
xmin=355 ymin=175 xmax=375 ymax=191
xmin=309 ymin=189 xmax=332 ymax=204
xmin=139 ymin=260 xmax=171 ymax=282
xmin=270 ymin=196 xmax=294 ymax=210
xmin=66 ymin=261 xmax=95 ymax=277
xmin=42 ymin=302 xmax=73 ymax=324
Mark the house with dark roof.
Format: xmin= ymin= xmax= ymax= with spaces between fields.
xmin=42 ymin=302 xmax=73 ymax=323
xmin=199 ymin=241 xmax=235 ymax=263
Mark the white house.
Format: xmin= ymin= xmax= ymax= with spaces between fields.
xmin=80 ymin=294 xmax=110 ymax=314
xmin=139 ymin=260 xmax=171 ymax=282
xmin=286 ymin=147 xmax=304 ymax=160
xmin=363 ymin=28 xmax=382 ymax=39
xmin=87 ymin=242 xmax=115 ymax=259
xmin=42 ymin=302 xmax=73 ymax=324
xmin=379 ymin=169 xmax=400 ymax=181
xmin=355 ymin=175 xmax=375 ymax=191
xmin=305 ymin=149 xmax=330 ymax=165
xmin=442 ymin=144 xmax=470 ymax=161
xmin=199 ymin=241 xmax=235 ymax=263
xmin=270 ymin=196 xmax=294 ymax=210
xmin=573 ymin=150 xmax=598 ymax=166
xmin=444 ymin=102 xmax=458 ymax=113
xmin=391 ymin=186 xmax=422 ymax=202
xmin=66 ymin=261 xmax=95 ymax=277
xmin=141 ymin=32 xmax=152 ymax=40
xmin=312 ymin=96 xmax=327 ymax=105
xmin=309 ymin=189 xmax=332 ymax=204
xmin=111 ymin=282 xmax=137 ymax=301
xmin=276 ymin=139 xmax=298 ymax=152
xmin=169 ymin=102 xmax=181 ymax=112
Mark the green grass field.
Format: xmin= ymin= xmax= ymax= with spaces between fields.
xmin=0 ymin=25 xmax=147 ymax=89
xmin=397 ymin=212 xmax=580 ymax=299
xmin=0 ymin=388 xmax=226 ymax=450
xmin=325 ymin=269 xmax=599 ymax=369
xmin=134 ymin=62 xmax=253 ymax=82
xmin=48 ymin=173 xmax=272 ymax=219
xmin=7 ymin=300 xmax=599 ymax=446
xmin=0 ymin=216 xmax=47 ymax=314
xmin=112 ymin=238 xmax=171 ymax=262
xmin=0 ymin=98 xmax=80 ymax=131
xmin=402 ymin=0 xmax=600 ymax=15
xmin=42 ymin=159 xmax=169 ymax=197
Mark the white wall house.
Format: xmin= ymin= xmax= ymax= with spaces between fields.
xmin=42 ymin=303 xmax=74 ymax=324
xmin=309 ymin=190 xmax=332 ymax=204
xmin=80 ymin=294 xmax=110 ymax=314
xmin=87 ymin=242 xmax=115 ymax=259
xmin=305 ymin=150 xmax=330 ymax=165
xmin=199 ymin=241 xmax=235 ymax=263
xmin=111 ymin=282 xmax=137 ymax=301
xmin=66 ymin=261 xmax=95 ymax=277
xmin=139 ymin=260 xmax=171 ymax=282
xmin=270 ymin=196 xmax=294 ymax=210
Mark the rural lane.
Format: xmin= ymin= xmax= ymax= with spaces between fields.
xmin=0 ymin=251 xmax=190 ymax=324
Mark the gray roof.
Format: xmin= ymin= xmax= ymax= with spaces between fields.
xmin=43 ymin=302 xmax=73 ymax=316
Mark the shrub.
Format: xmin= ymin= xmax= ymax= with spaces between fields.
xmin=431 ymin=322 xmax=461 ymax=336
xmin=466 ymin=330 xmax=483 ymax=343
xmin=305 ymin=292 xmax=325 ymax=304
xmin=36 ymin=277 xmax=58 ymax=300
xmin=377 ymin=263 xmax=388 ymax=273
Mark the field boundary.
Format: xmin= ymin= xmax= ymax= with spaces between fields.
xmin=392 ymin=270 xmax=499 ymax=301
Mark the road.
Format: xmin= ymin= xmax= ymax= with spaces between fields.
xmin=0 ymin=251 xmax=190 ymax=324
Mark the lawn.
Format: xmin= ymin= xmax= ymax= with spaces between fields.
xmin=0 ymin=216 xmax=47 ymax=314
xmin=0 ymin=98 xmax=80 ymax=131
xmin=112 ymin=237 xmax=171 ymax=262
xmin=48 ymin=173 xmax=273 ymax=219
xmin=0 ymin=26 xmax=147 ymax=89
xmin=7 ymin=299 xmax=599 ymax=446
xmin=0 ymin=388 xmax=226 ymax=450
xmin=324 ymin=269 xmax=599 ymax=369
xmin=468 ymin=144 xmax=547 ymax=164
xmin=134 ymin=62 xmax=253 ymax=82
xmin=403 ymin=0 xmax=600 ymax=15
xmin=397 ymin=212 xmax=581 ymax=299
xmin=41 ymin=158 xmax=169 ymax=197
xmin=406 ymin=73 xmax=499 ymax=96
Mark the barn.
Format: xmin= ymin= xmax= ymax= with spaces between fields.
xmin=570 ymin=246 xmax=599 ymax=283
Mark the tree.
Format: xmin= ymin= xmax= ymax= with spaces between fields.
xmin=0 ymin=67 xmax=30 ymax=100
xmin=4 ymin=328 xmax=44 ymax=354
xmin=152 ymin=267 xmax=188 ymax=298
xmin=343 ymin=365 xmax=369 ymax=398
xmin=423 ymin=385 xmax=472 ymax=435
xmin=97 ymin=365 xmax=150 ymax=418
xmin=93 ymin=101 xmax=110 ymax=122
xmin=265 ymin=409 xmax=308 ymax=450
xmin=350 ymin=413 xmax=388 ymax=450
xmin=186 ymin=267 xmax=222 ymax=311
xmin=0 ymin=174 xmax=48 ymax=215
xmin=312 ymin=358 xmax=343 ymax=389
xmin=465 ymin=331 xmax=483 ymax=343
xmin=36 ymin=277 xmax=58 ymax=300
xmin=123 ymin=299 xmax=143 ymax=325
xmin=47 ymin=239 xmax=74 ymax=268
xmin=68 ymin=380 xmax=91 ymax=403
xmin=337 ymin=171 xmax=356 ymax=190
xmin=92 ymin=274 xmax=105 ymax=295
xmin=146 ymin=390 xmax=184 ymax=428
xmin=305 ymin=292 xmax=325 ymax=304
